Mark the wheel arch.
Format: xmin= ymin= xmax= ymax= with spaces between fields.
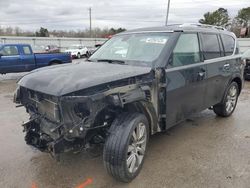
xmin=49 ymin=59 xmax=62 ymax=65
xmin=230 ymin=76 xmax=242 ymax=94
xmin=123 ymin=101 xmax=158 ymax=135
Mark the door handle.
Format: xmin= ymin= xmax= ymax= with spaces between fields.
xmin=223 ymin=64 xmax=230 ymax=70
xmin=198 ymin=71 xmax=205 ymax=77
xmin=197 ymin=69 xmax=206 ymax=81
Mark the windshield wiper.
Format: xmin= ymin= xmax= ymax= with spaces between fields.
xmin=97 ymin=59 xmax=125 ymax=64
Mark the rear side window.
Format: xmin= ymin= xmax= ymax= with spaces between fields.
xmin=0 ymin=45 xmax=19 ymax=56
xmin=221 ymin=35 xmax=235 ymax=56
xmin=200 ymin=34 xmax=221 ymax=60
xmin=23 ymin=46 xmax=32 ymax=55
xmin=168 ymin=33 xmax=201 ymax=67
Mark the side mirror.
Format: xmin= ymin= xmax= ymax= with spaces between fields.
xmin=95 ymin=44 xmax=102 ymax=48
xmin=0 ymin=53 xmax=3 ymax=58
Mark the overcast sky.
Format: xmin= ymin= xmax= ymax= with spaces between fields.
xmin=0 ymin=0 xmax=249 ymax=31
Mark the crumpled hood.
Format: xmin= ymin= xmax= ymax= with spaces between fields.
xmin=18 ymin=61 xmax=152 ymax=96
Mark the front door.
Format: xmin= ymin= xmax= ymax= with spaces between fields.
xmin=0 ymin=45 xmax=21 ymax=74
xmin=165 ymin=33 xmax=207 ymax=129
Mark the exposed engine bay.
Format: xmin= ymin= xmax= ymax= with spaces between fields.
xmin=14 ymin=69 xmax=166 ymax=159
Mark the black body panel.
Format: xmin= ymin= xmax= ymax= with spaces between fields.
xmin=18 ymin=61 xmax=151 ymax=96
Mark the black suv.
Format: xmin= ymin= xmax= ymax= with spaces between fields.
xmin=243 ymin=48 xmax=250 ymax=80
xmin=14 ymin=24 xmax=244 ymax=182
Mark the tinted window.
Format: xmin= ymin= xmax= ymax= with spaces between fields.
xmin=0 ymin=46 xmax=19 ymax=56
xmin=23 ymin=46 xmax=32 ymax=55
xmin=201 ymin=34 xmax=221 ymax=60
xmin=169 ymin=33 xmax=200 ymax=67
xmin=221 ymin=34 xmax=235 ymax=56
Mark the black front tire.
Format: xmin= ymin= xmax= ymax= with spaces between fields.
xmin=103 ymin=112 xmax=149 ymax=182
xmin=213 ymin=81 xmax=239 ymax=117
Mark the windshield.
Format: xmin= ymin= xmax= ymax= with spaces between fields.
xmin=89 ymin=32 xmax=172 ymax=67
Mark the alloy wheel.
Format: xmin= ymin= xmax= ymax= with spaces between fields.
xmin=126 ymin=122 xmax=147 ymax=174
xmin=225 ymin=85 xmax=237 ymax=114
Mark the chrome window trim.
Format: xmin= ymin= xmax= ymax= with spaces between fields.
xmin=165 ymin=54 xmax=242 ymax=72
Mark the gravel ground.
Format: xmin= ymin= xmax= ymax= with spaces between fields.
xmin=0 ymin=70 xmax=250 ymax=188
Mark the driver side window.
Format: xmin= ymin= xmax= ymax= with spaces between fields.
xmin=0 ymin=46 xmax=19 ymax=56
xmin=168 ymin=33 xmax=201 ymax=67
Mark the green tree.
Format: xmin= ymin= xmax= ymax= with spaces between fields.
xmin=109 ymin=28 xmax=126 ymax=35
xmin=35 ymin=27 xmax=49 ymax=37
xmin=236 ymin=7 xmax=250 ymax=27
xmin=5 ymin=26 xmax=13 ymax=35
xmin=199 ymin=8 xmax=230 ymax=27
xmin=0 ymin=26 xmax=4 ymax=35
xmin=14 ymin=27 xmax=21 ymax=36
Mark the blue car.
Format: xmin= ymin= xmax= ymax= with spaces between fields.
xmin=0 ymin=44 xmax=72 ymax=74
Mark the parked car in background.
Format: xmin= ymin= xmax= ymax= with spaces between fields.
xmin=88 ymin=44 xmax=102 ymax=56
xmin=45 ymin=45 xmax=60 ymax=53
xmin=65 ymin=44 xmax=89 ymax=59
xmin=242 ymin=48 xmax=250 ymax=80
xmin=14 ymin=24 xmax=244 ymax=182
xmin=0 ymin=44 xmax=72 ymax=74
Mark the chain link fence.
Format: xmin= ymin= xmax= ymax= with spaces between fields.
xmin=0 ymin=36 xmax=107 ymax=52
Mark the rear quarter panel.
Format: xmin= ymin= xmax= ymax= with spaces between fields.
xmin=34 ymin=53 xmax=72 ymax=68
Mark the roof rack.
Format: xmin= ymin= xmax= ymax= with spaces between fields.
xmin=170 ymin=23 xmax=227 ymax=31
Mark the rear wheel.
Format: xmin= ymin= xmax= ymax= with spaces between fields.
xmin=213 ymin=82 xmax=239 ymax=117
xmin=50 ymin=61 xmax=60 ymax=66
xmin=77 ymin=52 xmax=81 ymax=59
xmin=103 ymin=112 xmax=149 ymax=182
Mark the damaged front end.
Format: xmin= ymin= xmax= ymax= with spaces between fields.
xmin=15 ymin=86 xmax=116 ymax=158
xmin=14 ymin=69 xmax=166 ymax=158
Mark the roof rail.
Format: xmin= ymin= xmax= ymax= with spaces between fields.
xmin=177 ymin=23 xmax=227 ymax=31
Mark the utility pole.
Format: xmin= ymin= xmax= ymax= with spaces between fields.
xmin=165 ymin=0 xmax=171 ymax=26
xmin=89 ymin=7 xmax=92 ymax=38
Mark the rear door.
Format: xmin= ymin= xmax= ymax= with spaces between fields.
xmin=165 ymin=33 xmax=207 ymax=128
xmin=0 ymin=45 xmax=21 ymax=73
xmin=201 ymin=33 xmax=237 ymax=107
